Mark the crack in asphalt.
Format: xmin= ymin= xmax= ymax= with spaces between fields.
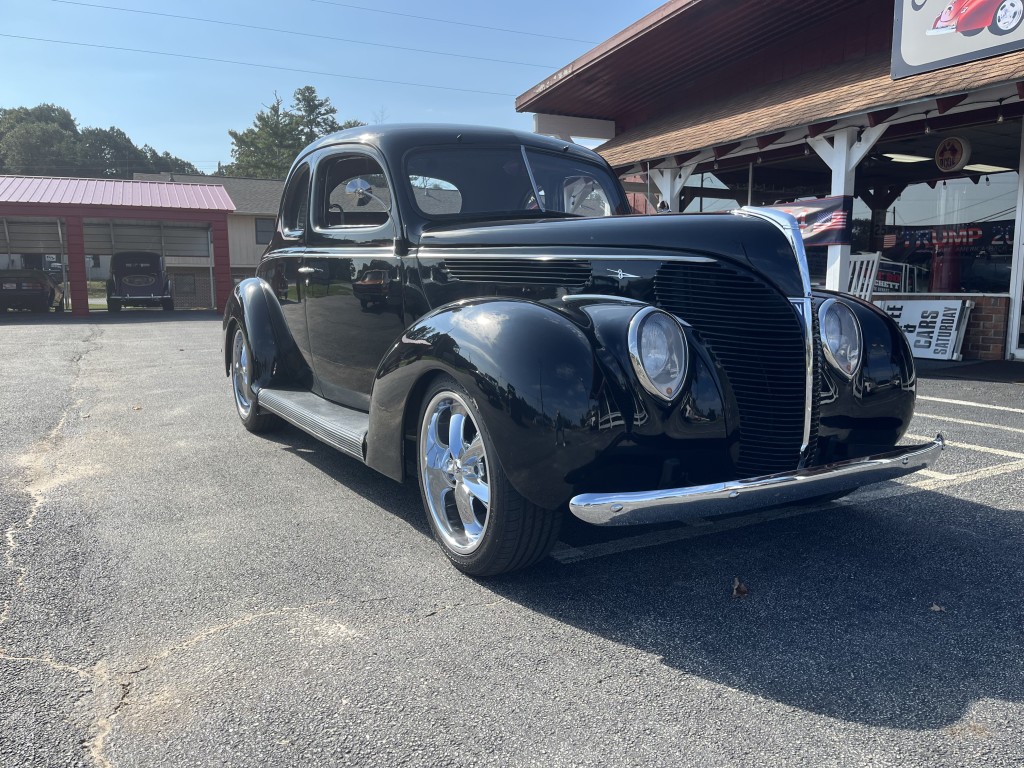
xmin=86 ymin=598 xmax=344 ymax=767
xmin=1 ymin=325 xmax=102 ymax=627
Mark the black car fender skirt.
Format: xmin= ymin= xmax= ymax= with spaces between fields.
xmin=367 ymin=298 xmax=617 ymax=510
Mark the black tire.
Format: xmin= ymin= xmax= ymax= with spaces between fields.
xmin=54 ymin=296 xmax=64 ymax=313
xmin=107 ymin=299 xmax=121 ymax=313
xmin=162 ymin=297 xmax=175 ymax=311
xmin=417 ymin=375 xmax=561 ymax=576
xmin=990 ymin=0 xmax=1024 ymax=34
xmin=230 ymin=323 xmax=280 ymax=433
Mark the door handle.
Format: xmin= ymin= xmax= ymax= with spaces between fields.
xmin=297 ymin=266 xmax=320 ymax=274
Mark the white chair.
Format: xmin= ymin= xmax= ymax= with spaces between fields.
xmin=846 ymin=252 xmax=881 ymax=300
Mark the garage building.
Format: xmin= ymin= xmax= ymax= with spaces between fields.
xmin=0 ymin=175 xmax=234 ymax=315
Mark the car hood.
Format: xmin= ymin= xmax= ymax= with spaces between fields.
xmin=416 ymin=212 xmax=806 ymax=298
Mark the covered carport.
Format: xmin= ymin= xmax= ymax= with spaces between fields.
xmin=0 ymin=176 xmax=235 ymax=315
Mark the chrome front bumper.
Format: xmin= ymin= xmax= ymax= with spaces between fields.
xmin=569 ymin=435 xmax=945 ymax=526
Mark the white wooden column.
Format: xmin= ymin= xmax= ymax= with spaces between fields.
xmin=648 ymin=162 xmax=698 ymax=212
xmin=808 ymin=125 xmax=887 ymax=290
xmin=1006 ymin=118 xmax=1024 ymax=358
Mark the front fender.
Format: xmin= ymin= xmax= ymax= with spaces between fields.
xmin=367 ymin=298 xmax=617 ymax=510
xmin=814 ymin=292 xmax=916 ymax=457
xmin=222 ymin=277 xmax=311 ymax=392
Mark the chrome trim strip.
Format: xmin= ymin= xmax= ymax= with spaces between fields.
xmin=435 ymin=253 xmax=716 ymax=264
xmin=561 ymin=294 xmax=647 ymax=304
xmin=521 ymin=145 xmax=545 ymax=212
xmin=736 ymin=207 xmax=816 ymax=463
xmin=569 ymin=435 xmax=945 ymax=526
xmin=791 ymin=297 xmax=814 ymax=458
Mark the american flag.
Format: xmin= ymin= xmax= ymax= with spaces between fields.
xmin=882 ymin=233 xmax=898 ymax=249
xmin=802 ymin=208 xmax=848 ymax=238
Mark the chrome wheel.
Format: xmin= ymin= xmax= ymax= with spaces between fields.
xmin=231 ymin=327 xmax=253 ymax=419
xmin=995 ymin=0 xmax=1023 ymax=31
xmin=419 ymin=389 xmax=491 ymax=556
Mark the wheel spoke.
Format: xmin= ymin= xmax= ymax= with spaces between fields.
xmin=448 ymin=412 xmax=466 ymax=460
xmin=461 ymin=475 xmax=490 ymax=507
xmin=454 ymin=481 xmax=483 ymax=536
xmin=462 ymin=435 xmax=486 ymax=467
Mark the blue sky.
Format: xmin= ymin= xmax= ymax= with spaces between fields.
xmin=3 ymin=0 xmax=662 ymax=174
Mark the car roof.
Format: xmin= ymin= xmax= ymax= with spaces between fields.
xmin=292 ymin=123 xmax=608 ymax=174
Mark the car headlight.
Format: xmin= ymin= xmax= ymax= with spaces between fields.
xmin=818 ymin=298 xmax=863 ymax=378
xmin=628 ymin=307 xmax=688 ymax=401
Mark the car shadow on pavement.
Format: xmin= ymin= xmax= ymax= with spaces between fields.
xmin=258 ymin=422 xmax=432 ymax=539
xmin=483 ymin=490 xmax=1023 ymax=731
xmin=245 ymin=420 xmax=1022 ymax=731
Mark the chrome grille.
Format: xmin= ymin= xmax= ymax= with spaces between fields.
xmin=654 ymin=260 xmax=811 ymax=477
xmin=443 ymin=258 xmax=591 ymax=287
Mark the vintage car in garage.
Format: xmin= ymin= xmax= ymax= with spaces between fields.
xmin=222 ymin=124 xmax=943 ymax=576
xmin=106 ymin=251 xmax=174 ymax=312
xmin=0 ymin=268 xmax=64 ymax=313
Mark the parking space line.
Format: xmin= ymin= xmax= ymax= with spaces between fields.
xmin=914 ymin=413 xmax=1024 ymax=436
xmin=905 ymin=433 xmax=1024 ymax=460
xmin=918 ymin=469 xmax=957 ymax=480
xmin=917 ymin=396 xmax=1024 ymax=415
xmin=908 ymin=459 xmax=1024 ymax=491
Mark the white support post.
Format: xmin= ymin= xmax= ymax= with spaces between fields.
xmin=648 ymin=162 xmax=697 ymax=212
xmin=808 ymin=124 xmax=887 ymax=291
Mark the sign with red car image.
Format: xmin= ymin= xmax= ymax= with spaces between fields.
xmin=892 ymin=0 xmax=1024 ymax=79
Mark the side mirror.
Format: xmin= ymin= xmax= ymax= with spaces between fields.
xmin=345 ymin=178 xmax=373 ymax=207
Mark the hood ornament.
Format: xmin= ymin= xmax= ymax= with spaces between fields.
xmin=607 ymin=268 xmax=640 ymax=280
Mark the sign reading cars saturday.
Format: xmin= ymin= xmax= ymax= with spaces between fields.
xmin=874 ymin=299 xmax=975 ymax=361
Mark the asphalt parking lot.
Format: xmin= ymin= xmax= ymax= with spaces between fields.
xmin=2 ymin=314 xmax=1023 ymax=768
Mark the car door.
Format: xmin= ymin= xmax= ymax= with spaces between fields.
xmin=302 ymin=148 xmax=405 ymax=411
xmin=256 ymin=162 xmax=315 ymax=376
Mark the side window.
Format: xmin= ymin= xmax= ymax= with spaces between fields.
xmin=282 ymin=164 xmax=311 ymax=238
xmin=317 ymin=154 xmax=392 ymax=229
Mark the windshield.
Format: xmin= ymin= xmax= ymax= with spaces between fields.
xmin=405 ymin=145 xmax=624 ymax=220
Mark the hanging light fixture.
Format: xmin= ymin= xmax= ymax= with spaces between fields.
xmin=997 ymin=99 xmax=1005 ymax=124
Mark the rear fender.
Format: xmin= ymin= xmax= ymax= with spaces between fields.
xmin=222 ymin=278 xmax=311 ymax=392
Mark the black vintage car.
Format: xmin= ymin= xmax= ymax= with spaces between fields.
xmin=223 ymin=124 xmax=943 ymax=576
xmin=107 ymin=251 xmax=174 ymax=312
xmin=0 ymin=268 xmax=64 ymax=313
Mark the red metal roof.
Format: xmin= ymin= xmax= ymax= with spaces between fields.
xmin=0 ymin=175 xmax=236 ymax=211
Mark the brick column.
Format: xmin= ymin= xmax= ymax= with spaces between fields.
xmin=211 ymin=216 xmax=231 ymax=312
xmin=65 ymin=216 xmax=89 ymax=316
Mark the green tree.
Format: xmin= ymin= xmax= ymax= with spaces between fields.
xmin=0 ymin=103 xmax=198 ymax=178
xmin=224 ymin=94 xmax=300 ymax=179
xmin=223 ymin=86 xmax=365 ymax=179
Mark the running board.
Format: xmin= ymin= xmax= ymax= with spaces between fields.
xmin=257 ymin=388 xmax=368 ymax=462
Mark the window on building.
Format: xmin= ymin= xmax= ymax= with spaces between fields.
xmin=175 ymin=273 xmax=197 ymax=296
xmin=255 ymin=218 xmax=275 ymax=245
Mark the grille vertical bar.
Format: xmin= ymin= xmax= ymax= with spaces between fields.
xmin=654 ymin=261 xmax=810 ymax=477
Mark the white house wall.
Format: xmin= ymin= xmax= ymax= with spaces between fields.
xmin=227 ymin=215 xmax=265 ymax=268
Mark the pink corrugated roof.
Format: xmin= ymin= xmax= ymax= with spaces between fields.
xmin=0 ymin=175 xmax=236 ymax=211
